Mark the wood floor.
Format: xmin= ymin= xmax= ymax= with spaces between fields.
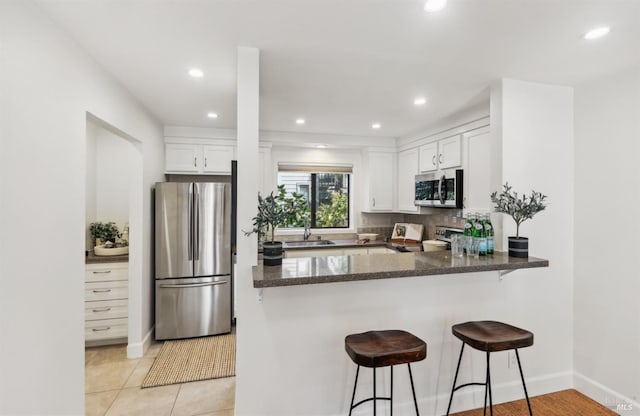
xmin=450 ymin=389 xmax=619 ymax=416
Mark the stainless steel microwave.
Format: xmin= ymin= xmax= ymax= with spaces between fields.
xmin=415 ymin=169 xmax=463 ymax=208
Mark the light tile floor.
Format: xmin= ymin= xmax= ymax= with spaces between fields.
xmin=85 ymin=342 xmax=235 ymax=416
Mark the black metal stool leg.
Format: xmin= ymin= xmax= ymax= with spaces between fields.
xmin=407 ymin=363 xmax=420 ymax=416
xmin=486 ymin=351 xmax=493 ymax=416
xmin=446 ymin=343 xmax=465 ymax=416
xmin=515 ymin=349 xmax=533 ymax=416
xmin=349 ymin=365 xmax=360 ymax=416
xmin=483 ymin=353 xmax=489 ymax=416
xmin=373 ymin=367 xmax=377 ymax=416
xmin=390 ymin=366 xmax=394 ymax=416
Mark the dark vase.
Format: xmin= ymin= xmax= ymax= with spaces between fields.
xmin=508 ymin=237 xmax=529 ymax=258
xmin=262 ymin=241 xmax=283 ymax=266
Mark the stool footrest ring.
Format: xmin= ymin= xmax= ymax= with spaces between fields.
xmin=351 ymin=397 xmax=391 ymax=411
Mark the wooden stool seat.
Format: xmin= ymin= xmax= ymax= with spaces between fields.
xmin=345 ymin=330 xmax=427 ymax=368
xmin=345 ymin=330 xmax=426 ymax=415
xmin=452 ymin=320 xmax=534 ymax=352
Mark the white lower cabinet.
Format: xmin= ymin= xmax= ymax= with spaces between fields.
xmin=85 ymin=262 xmax=128 ymax=344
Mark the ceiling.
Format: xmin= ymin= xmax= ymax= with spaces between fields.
xmin=36 ymin=0 xmax=640 ymax=139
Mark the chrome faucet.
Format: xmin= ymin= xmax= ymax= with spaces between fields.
xmin=303 ymin=218 xmax=312 ymax=241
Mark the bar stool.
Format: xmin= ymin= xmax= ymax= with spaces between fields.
xmin=445 ymin=321 xmax=534 ymax=416
xmin=345 ymin=330 xmax=427 ymax=416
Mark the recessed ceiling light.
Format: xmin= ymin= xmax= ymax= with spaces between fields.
xmin=316 ymin=144 xmax=328 ymax=149
xmin=188 ymin=68 xmax=204 ymax=78
xmin=424 ymin=0 xmax=447 ymax=13
xmin=371 ymin=123 xmax=381 ymax=130
xmin=584 ymin=26 xmax=610 ymax=40
xmin=296 ymin=118 xmax=305 ymax=125
xmin=414 ymin=97 xmax=427 ymax=106
xmin=207 ymin=112 xmax=218 ymax=119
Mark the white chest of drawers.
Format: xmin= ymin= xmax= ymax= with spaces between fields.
xmin=85 ymin=262 xmax=128 ymax=344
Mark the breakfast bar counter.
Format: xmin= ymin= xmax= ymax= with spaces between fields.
xmin=252 ymin=251 xmax=549 ymax=288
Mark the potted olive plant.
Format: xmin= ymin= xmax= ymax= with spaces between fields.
xmin=245 ymin=191 xmax=289 ymax=266
xmin=490 ymin=183 xmax=547 ymax=258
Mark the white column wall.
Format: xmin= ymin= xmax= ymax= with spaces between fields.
xmin=497 ymin=78 xmax=575 ymax=386
xmin=0 ymin=2 xmax=164 ymax=414
xmin=234 ymin=46 xmax=261 ymax=416
xmin=573 ymin=67 xmax=640 ymax=407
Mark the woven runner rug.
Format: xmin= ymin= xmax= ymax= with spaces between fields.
xmin=142 ymin=333 xmax=236 ymax=388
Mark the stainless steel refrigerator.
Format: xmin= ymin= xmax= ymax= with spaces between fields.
xmin=154 ymin=182 xmax=231 ymax=340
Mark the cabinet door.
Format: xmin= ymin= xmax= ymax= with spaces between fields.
xmin=368 ymin=152 xmax=394 ymax=211
xmin=438 ymin=135 xmax=462 ymax=169
xmin=366 ymin=247 xmax=396 ymax=255
xmin=465 ymin=129 xmax=491 ymax=212
xmin=419 ymin=142 xmax=438 ymax=172
xmin=166 ymin=144 xmax=200 ymax=172
xmin=397 ymin=148 xmax=419 ymax=212
xmin=203 ymin=145 xmax=235 ymax=174
xmin=285 ymin=249 xmax=344 ymax=258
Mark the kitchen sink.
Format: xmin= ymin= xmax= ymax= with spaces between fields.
xmin=283 ymin=240 xmax=336 ymax=247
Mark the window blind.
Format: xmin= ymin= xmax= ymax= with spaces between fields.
xmin=277 ymin=163 xmax=353 ymax=174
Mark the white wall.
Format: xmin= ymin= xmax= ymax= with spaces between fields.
xmin=573 ymin=67 xmax=640 ymax=407
xmin=0 ymin=2 xmax=164 ymax=414
xmin=495 ymin=78 xmax=575 ymax=391
xmin=95 ymin=125 xmax=132 ymax=226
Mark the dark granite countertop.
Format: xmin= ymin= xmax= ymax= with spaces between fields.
xmin=85 ymin=251 xmax=129 ymax=264
xmin=282 ymin=239 xmax=389 ymax=250
xmin=252 ymin=251 xmax=549 ymax=288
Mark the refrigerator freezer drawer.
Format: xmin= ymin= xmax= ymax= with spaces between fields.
xmin=155 ymin=276 xmax=231 ymax=340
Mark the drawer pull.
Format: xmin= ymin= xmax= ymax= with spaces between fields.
xmin=92 ymin=270 xmax=112 ymax=274
xmin=92 ymin=307 xmax=112 ymax=313
xmin=92 ymin=327 xmax=111 ymax=332
xmin=92 ymin=289 xmax=112 ymax=293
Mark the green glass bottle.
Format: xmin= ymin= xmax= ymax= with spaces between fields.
xmin=474 ymin=212 xmax=487 ymax=256
xmin=484 ymin=213 xmax=494 ymax=255
xmin=463 ymin=213 xmax=475 ymax=254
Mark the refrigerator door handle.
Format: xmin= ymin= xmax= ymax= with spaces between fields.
xmin=159 ymin=281 xmax=228 ymax=289
xmin=188 ymin=183 xmax=194 ymax=261
xmin=194 ymin=184 xmax=200 ymax=261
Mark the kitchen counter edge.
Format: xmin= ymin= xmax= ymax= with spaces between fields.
xmin=252 ymin=251 xmax=549 ymax=288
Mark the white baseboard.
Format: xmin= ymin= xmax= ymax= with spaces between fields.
xmin=127 ymin=326 xmax=154 ymax=359
xmin=574 ymin=371 xmax=639 ymax=414
xmin=345 ymin=370 xmax=572 ymax=416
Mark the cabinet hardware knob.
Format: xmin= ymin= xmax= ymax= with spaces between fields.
xmin=373 ymin=198 xmax=376 ymax=207
xmin=194 ymin=157 xmax=197 ymax=167
xmin=439 ymin=154 xmax=444 ymax=164
xmin=432 ymin=155 xmax=436 ymax=166
xmin=92 ymin=270 xmax=111 ymax=274
xmin=92 ymin=289 xmax=112 ymax=293
xmin=92 ymin=307 xmax=112 ymax=313
xmin=205 ymin=157 xmax=208 ymax=168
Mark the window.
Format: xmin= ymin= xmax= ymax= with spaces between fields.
xmin=277 ymin=165 xmax=351 ymax=229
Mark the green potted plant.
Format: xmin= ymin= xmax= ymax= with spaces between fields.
xmin=245 ymin=190 xmax=289 ymax=266
xmin=490 ymin=183 xmax=547 ymax=258
xmin=89 ymin=221 xmax=121 ymax=247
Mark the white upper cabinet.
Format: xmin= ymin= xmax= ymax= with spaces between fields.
xmin=165 ymin=142 xmax=235 ymax=174
xmin=165 ymin=143 xmax=201 ymax=172
xmin=418 ymin=142 xmax=438 ymax=172
xmin=362 ymin=151 xmax=394 ymax=212
xmin=418 ymin=135 xmax=462 ymax=172
xmin=438 ymin=135 xmax=462 ymax=169
xmin=397 ymin=148 xmax=419 ymax=212
xmin=202 ymin=145 xmax=234 ymax=174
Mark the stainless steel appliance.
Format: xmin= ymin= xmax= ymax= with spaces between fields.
xmin=154 ymin=182 xmax=231 ymax=340
xmin=415 ymin=169 xmax=463 ymax=208
xmin=434 ymin=225 xmax=464 ymax=249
